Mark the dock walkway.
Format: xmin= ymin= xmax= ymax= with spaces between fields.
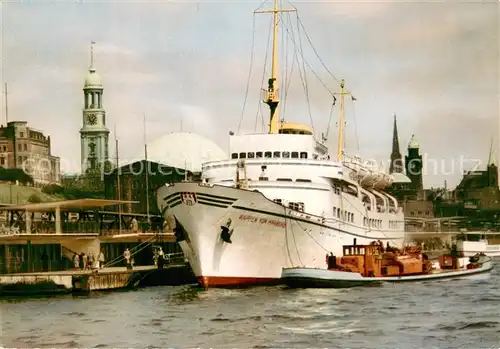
xmin=0 ymin=264 xmax=196 ymax=295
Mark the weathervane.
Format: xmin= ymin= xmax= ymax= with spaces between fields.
xmin=90 ymin=40 xmax=96 ymax=70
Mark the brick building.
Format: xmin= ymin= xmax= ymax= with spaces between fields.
xmin=0 ymin=121 xmax=60 ymax=186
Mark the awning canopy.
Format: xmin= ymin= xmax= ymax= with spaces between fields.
xmin=0 ymin=199 xmax=138 ymax=212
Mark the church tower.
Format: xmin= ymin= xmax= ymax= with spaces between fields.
xmin=405 ymin=134 xmax=423 ymax=191
xmin=389 ymin=114 xmax=403 ymax=174
xmin=80 ymin=42 xmax=110 ymax=174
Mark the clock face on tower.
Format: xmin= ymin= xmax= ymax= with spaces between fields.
xmin=87 ymin=113 xmax=97 ymax=125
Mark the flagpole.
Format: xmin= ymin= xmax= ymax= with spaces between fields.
xmin=114 ymin=124 xmax=122 ymax=234
xmin=143 ymin=113 xmax=150 ymax=224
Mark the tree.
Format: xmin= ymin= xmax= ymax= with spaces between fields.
xmin=28 ymin=193 xmax=42 ymax=203
xmin=42 ymin=184 xmax=65 ymax=195
xmin=0 ymin=168 xmax=34 ymax=185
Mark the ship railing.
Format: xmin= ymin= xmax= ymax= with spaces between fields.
xmin=100 ymin=228 xmax=174 ymax=236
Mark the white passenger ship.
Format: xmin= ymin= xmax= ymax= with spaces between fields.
xmin=157 ymin=1 xmax=406 ymax=287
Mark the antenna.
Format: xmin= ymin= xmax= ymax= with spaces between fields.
xmin=4 ymin=82 xmax=8 ymax=124
xmin=143 ymin=113 xmax=150 ymax=222
xmin=255 ymin=0 xmax=295 ymax=134
xmin=333 ymin=79 xmax=355 ymax=161
xmin=114 ymin=124 xmax=122 ymax=233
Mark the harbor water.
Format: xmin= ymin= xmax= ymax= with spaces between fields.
xmin=2 ymin=260 xmax=499 ymax=348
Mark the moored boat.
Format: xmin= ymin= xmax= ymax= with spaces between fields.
xmin=281 ymin=242 xmax=493 ymax=288
xmin=456 ymin=232 xmax=500 ymax=257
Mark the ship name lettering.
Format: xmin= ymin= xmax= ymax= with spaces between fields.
xmin=266 ymin=219 xmax=286 ymax=228
xmin=239 ymin=214 xmax=258 ymax=223
xmin=238 ymin=214 xmax=285 ymax=228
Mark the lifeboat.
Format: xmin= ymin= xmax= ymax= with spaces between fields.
xmin=343 ymin=156 xmax=393 ymax=190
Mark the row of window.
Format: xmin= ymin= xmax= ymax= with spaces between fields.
xmin=0 ymin=156 xmax=52 ymax=167
xmin=389 ymin=220 xmax=404 ymax=229
xmin=363 ymin=217 xmax=382 ymax=228
xmin=232 ymin=151 xmax=309 ymax=160
xmin=272 ymin=198 xmax=400 ymax=230
xmin=0 ymin=156 xmax=29 ymax=165
xmin=333 ymin=206 xmax=354 ymax=223
xmin=18 ymin=143 xmax=28 ymax=151
xmin=224 ymin=177 xmax=312 ymax=183
xmin=259 ymin=177 xmax=312 ymax=183
xmin=409 ymin=210 xmax=431 ymax=216
xmin=273 ymin=199 xmax=305 ymax=212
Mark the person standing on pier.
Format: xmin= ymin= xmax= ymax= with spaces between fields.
xmin=157 ymin=247 xmax=165 ymax=269
xmin=73 ymin=253 xmax=80 ymax=269
xmin=124 ymin=248 xmax=131 ymax=267
xmin=98 ymin=249 xmax=105 ymax=269
xmin=130 ymin=217 xmax=139 ymax=233
xmin=82 ymin=253 xmax=88 ymax=270
xmin=88 ymin=251 xmax=95 ymax=270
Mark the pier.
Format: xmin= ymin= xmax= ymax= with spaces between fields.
xmin=0 ymin=262 xmax=197 ymax=295
xmin=0 ymin=198 xmax=198 ymax=295
xmin=0 ymin=198 xmax=181 ymax=274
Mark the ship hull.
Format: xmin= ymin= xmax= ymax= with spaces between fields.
xmin=281 ymin=256 xmax=493 ymax=289
xmin=158 ymin=182 xmax=405 ymax=288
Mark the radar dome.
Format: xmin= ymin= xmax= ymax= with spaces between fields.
xmin=139 ymin=132 xmax=227 ymax=172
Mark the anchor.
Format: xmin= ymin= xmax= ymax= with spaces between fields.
xmin=220 ymin=218 xmax=234 ymax=244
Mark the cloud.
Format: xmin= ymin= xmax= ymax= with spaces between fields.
xmin=311 ymin=0 xmax=393 ymax=18
xmin=1 ymin=0 xmax=497 ymax=188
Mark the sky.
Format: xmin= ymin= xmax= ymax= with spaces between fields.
xmin=1 ymin=0 xmax=498 ymax=188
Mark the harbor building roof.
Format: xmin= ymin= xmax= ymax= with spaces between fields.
xmin=138 ymin=132 xmax=227 ymax=173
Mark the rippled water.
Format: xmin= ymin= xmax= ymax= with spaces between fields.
xmin=2 ymin=260 xmax=499 ymax=348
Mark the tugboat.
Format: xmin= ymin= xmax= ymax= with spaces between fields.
xmin=281 ymin=242 xmax=493 ymax=288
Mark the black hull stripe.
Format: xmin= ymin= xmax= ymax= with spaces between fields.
xmin=197 ymin=193 xmax=237 ymax=202
xmin=163 ymin=191 xmax=236 ymax=206
xmin=169 ymin=198 xmax=181 ymax=206
xmin=170 ymin=201 xmax=182 ymax=209
xmin=163 ymin=192 xmax=180 ymax=202
xmin=165 ymin=195 xmax=181 ymax=205
xmin=198 ymin=197 xmax=234 ymax=205
xmin=199 ymin=201 xmax=228 ymax=209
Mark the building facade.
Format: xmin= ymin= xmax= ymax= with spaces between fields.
xmin=80 ymin=42 xmax=110 ymax=174
xmin=0 ymin=121 xmax=61 ymax=186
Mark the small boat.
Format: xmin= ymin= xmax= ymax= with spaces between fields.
xmin=456 ymin=231 xmax=500 ymax=257
xmin=281 ymin=242 xmax=493 ymax=288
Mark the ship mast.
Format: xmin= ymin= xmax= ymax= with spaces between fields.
xmin=255 ymin=0 xmax=295 ymax=134
xmin=334 ymin=79 xmax=355 ymax=161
